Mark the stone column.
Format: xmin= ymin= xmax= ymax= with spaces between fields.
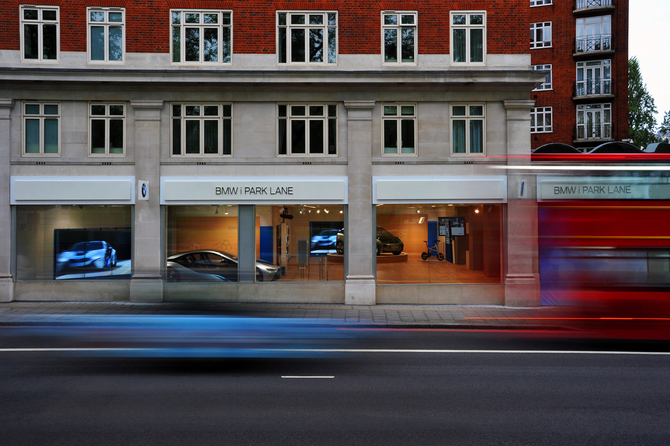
xmin=503 ymin=100 xmax=540 ymax=307
xmin=0 ymin=99 xmax=14 ymax=302
xmin=129 ymin=100 xmax=164 ymax=303
xmin=344 ymin=100 xmax=376 ymax=305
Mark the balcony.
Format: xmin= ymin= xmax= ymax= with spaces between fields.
xmin=575 ymin=123 xmax=613 ymax=143
xmin=574 ymin=79 xmax=613 ymax=100
xmin=575 ymin=34 xmax=613 ymax=56
xmin=574 ymin=0 xmax=615 ymax=15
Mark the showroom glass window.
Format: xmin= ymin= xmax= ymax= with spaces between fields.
xmin=23 ymin=102 xmax=60 ymax=156
xmin=532 ymin=64 xmax=552 ymax=90
xmin=88 ymin=8 xmax=124 ymax=63
xmin=89 ymin=103 xmax=125 ymax=156
xmin=16 ymin=206 xmax=132 ymax=281
xmin=277 ymin=11 xmax=337 ymax=65
xmin=171 ymin=104 xmax=232 ymax=156
xmin=277 ymin=104 xmax=337 ymax=156
xmin=382 ymin=104 xmax=416 ymax=155
xmin=451 ymin=104 xmax=485 ymax=155
xmin=21 ymin=6 xmax=59 ymax=61
xmin=171 ymin=10 xmax=232 ymax=64
xmin=531 ymin=107 xmax=553 ymax=133
xmin=451 ymin=12 xmax=486 ymax=65
xmin=375 ymin=204 xmax=502 ymax=284
xmin=530 ymin=22 xmax=552 ymax=49
xmin=382 ymin=12 xmax=417 ymax=64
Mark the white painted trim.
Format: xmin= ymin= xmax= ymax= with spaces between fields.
xmin=373 ymin=176 xmax=507 ymax=204
xmin=11 ymin=176 xmax=135 ymax=204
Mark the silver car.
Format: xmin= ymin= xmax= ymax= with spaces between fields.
xmin=167 ymin=250 xmax=281 ymax=282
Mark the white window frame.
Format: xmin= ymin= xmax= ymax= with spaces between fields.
xmin=20 ymin=5 xmax=60 ymax=62
xmin=277 ymin=11 xmax=338 ymax=65
xmin=89 ymin=103 xmax=126 ymax=157
xmin=576 ymin=15 xmax=612 ymax=53
xmin=381 ymin=104 xmax=417 ymax=156
xmin=87 ymin=8 xmax=125 ymax=63
xmin=532 ymin=64 xmax=553 ymax=91
xmin=531 ymin=107 xmax=553 ymax=133
xmin=576 ymin=60 xmax=612 ymax=97
xmin=530 ymin=22 xmax=552 ymax=49
xmin=170 ymin=10 xmax=233 ymax=65
xmin=277 ymin=103 xmax=338 ymax=156
xmin=451 ymin=104 xmax=486 ymax=156
xmin=450 ymin=11 xmax=486 ymax=66
xmin=531 ymin=0 xmax=552 ymax=6
xmin=170 ymin=103 xmax=233 ymax=157
xmin=577 ymin=103 xmax=612 ymax=141
xmin=22 ymin=102 xmax=61 ymax=157
xmin=381 ymin=11 xmax=417 ymax=65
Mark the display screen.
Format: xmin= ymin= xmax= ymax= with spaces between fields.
xmin=54 ymin=227 xmax=132 ymax=280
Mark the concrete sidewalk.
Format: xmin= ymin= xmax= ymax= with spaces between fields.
xmin=0 ymin=301 xmax=574 ymax=329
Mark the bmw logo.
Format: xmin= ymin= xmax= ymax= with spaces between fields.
xmin=141 ymin=183 xmax=147 ymax=198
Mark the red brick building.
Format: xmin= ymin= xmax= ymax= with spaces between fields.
xmin=529 ymin=0 xmax=629 ymax=151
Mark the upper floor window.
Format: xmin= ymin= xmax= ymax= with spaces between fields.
xmin=531 ymin=0 xmax=552 ymax=6
xmin=23 ymin=102 xmax=60 ymax=156
xmin=531 ymin=107 xmax=553 ymax=133
xmin=451 ymin=104 xmax=485 ymax=155
xmin=90 ymin=103 xmax=125 ymax=156
xmin=171 ymin=10 xmax=232 ymax=64
xmin=20 ymin=6 xmax=59 ymax=61
xmin=576 ymin=16 xmax=611 ymax=53
xmin=171 ymin=104 xmax=233 ymax=156
xmin=576 ymin=60 xmax=611 ymax=96
xmin=576 ymin=0 xmax=612 ymax=10
xmin=451 ymin=12 xmax=486 ymax=65
xmin=577 ymin=103 xmax=612 ymax=141
xmin=277 ymin=12 xmax=337 ymax=65
xmin=533 ymin=64 xmax=553 ymax=90
xmin=530 ymin=22 xmax=552 ymax=49
xmin=88 ymin=8 xmax=124 ymax=63
xmin=382 ymin=104 xmax=416 ymax=156
xmin=277 ymin=104 xmax=337 ymax=156
xmin=382 ymin=12 xmax=417 ymax=64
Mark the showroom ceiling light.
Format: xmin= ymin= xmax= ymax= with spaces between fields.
xmin=324 ymin=208 xmax=329 ymax=214
xmin=418 ymin=217 xmax=425 ymax=224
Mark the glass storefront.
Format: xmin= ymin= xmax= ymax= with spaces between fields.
xmin=16 ymin=205 xmax=133 ymax=280
xmin=375 ymin=203 xmax=502 ymax=284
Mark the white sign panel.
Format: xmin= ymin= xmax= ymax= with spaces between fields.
xmin=161 ymin=177 xmax=347 ymax=204
xmin=538 ymin=177 xmax=670 ymax=201
xmin=374 ymin=176 xmax=507 ymax=204
xmin=11 ymin=177 xmax=135 ymax=205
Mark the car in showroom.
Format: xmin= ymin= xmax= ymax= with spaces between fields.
xmin=310 ymin=229 xmax=340 ymax=252
xmin=56 ymin=240 xmax=117 ymax=273
xmin=335 ymin=226 xmax=404 ymax=256
xmin=166 ymin=250 xmax=281 ymax=282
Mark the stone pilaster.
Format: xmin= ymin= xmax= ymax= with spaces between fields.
xmin=344 ymin=100 xmax=376 ymax=305
xmin=503 ymin=100 xmax=540 ymax=307
xmin=0 ymin=99 xmax=14 ymax=302
xmin=129 ymin=100 xmax=164 ymax=302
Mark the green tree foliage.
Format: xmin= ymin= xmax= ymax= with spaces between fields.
xmin=628 ymin=57 xmax=658 ymax=149
xmin=659 ymin=111 xmax=670 ymax=143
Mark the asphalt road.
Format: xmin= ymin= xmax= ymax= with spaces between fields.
xmin=2 ymin=330 xmax=670 ymax=446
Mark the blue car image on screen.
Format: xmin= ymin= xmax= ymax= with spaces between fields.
xmin=56 ymin=241 xmax=117 ymax=273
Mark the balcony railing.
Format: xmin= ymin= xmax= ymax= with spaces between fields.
xmin=575 ymin=79 xmax=612 ymax=97
xmin=575 ymin=34 xmax=612 ymax=53
xmin=576 ymin=0 xmax=612 ymax=10
xmin=576 ymin=123 xmax=612 ymax=141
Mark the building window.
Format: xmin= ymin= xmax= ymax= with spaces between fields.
xmin=530 ymin=22 xmax=552 ymax=49
xmin=451 ymin=12 xmax=486 ymax=64
xmin=532 ymin=64 xmax=552 ymax=90
xmin=451 ymin=104 xmax=485 ymax=155
xmin=89 ymin=104 xmax=125 ymax=156
xmin=20 ymin=6 xmax=59 ymax=61
xmin=531 ymin=0 xmax=552 ymax=6
xmin=88 ymin=8 xmax=124 ymax=62
xmin=23 ymin=102 xmax=60 ymax=156
xmin=577 ymin=103 xmax=612 ymax=140
xmin=171 ymin=104 xmax=233 ymax=156
xmin=531 ymin=107 xmax=553 ymax=133
xmin=576 ymin=60 xmax=611 ymax=96
xmin=382 ymin=12 xmax=417 ymax=64
xmin=171 ymin=10 xmax=232 ymax=64
xmin=576 ymin=16 xmax=611 ymax=53
xmin=277 ymin=12 xmax=337 ymax=65
xmin=382 ymin=104 xmax=416 ymax=155
xmin=576 ymin=0 xmax=612 ymax=10
xmin=277 ymin=104 xmax=337 ymax=156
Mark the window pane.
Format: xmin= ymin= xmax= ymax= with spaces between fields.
xmin=204 ymin=106 xmax=218 ymax=116
xmin=309 ymin=106 xmax=324 ymax=116
xmin=384 ymin=106 xmax=397 ymax=116
xmin=453 ymin=15 xmax=466 ymax=25
xmin=222 ymin=13 xmax=231 ymax=25
xmin=401 ymin=28 xmax=414 ymax=62
xmin=470 ymin=120 xmax=483 ymax=153
xmin=185 ymin=13 xmax=199 ymax=24
xmin=328 ymin=28 xmax=336 ymax=63
xmin=328 ymin=105 xmax=336 ymax=117
xmin=328 ymin=13 xmax=336 ymax=26
xmin=291 ymin=14 xmax=305 ymax=25
xmin=90 ymin=11 xmax=104 ymax=22
xmin=203 ymin=14 xmax=218 ymax=24
xmin=401 ymin=15 xmax=414 ymax=25
xmin=278 ymin=13 xmax=286 ymax=26
xmin=185 ymin=28 xmax=200 ymax=62
xmin=453 ymin=29 xmax=466 ymax=63
xmin=470 ymin=29 xmax=483 ymax=63
xmin=91 ymin=105 xmax=105 ymax=115
xmin=43 ymin=25 xmax=57 ymax=60
xmin=470 ymin=15 xmax=483 ymax=25
xmin=453 ymin=106 xmax=466 ymax=116
xmin=204 ymin=120 xmax=218 ymax=154
xmin=278 ymin=105 xmax=287 ymax=117
xmin=278 ymin=119 xmax=287 ymax=154
xmin=309 ymin=28 xmax=323 ymax=63
xmin=43 ymin=10 xmax=57 ymax=21
xmin=291 ymin=29 xmax=305 ymax=63
xmin=109 ymin=119 xmax=124 ymax=154
xmin=172 ymin=119 xmax=181 ymax=155
xmin=384 ymin=15 xmax=397 ymax=25
xmin=110 ymin=105 xmax=123 ymax=116
xmin=203 ymin=28 xmax=218 ymax=62
xmin=186 ymin=106 xmax=200 ymax=116
xmin=24 ymin=24 xmax=39 ymax=59
xmin=401 ymin=106 xmax=414 ymax=116
xmin=44 ymin=105 xmax=58 ymax=115
xmin=109 ymin=12 xmax=122 ymax=23
xmin=44 ymin=119 xmax=59 ymax=153
xmin=401 ymin=120 xmax=414 ymax=153
xmin=291 ymin=106 xmax=305 ymax=116
xmin=90 ymin=26 xmax=105 ymax=60
xmin=291 ymin=120 xmax=306 ymax=153
xmin=453 ymin=120 xmax=466 ymax=153
xmin=25 ymin=104 xmax=40 ymax=115
xmin=24 ymin=9 xmax=38 ymax=20
xmin=172 ymin=27 xmax=181 ymax=62
xmin=91 ymin=119 xmax=106 ymax=154
xmin=172 ymin=104 xmax=181 ymax=117
xmin=470 ymin=106 xmax=483 ymax=116
xmin=185 ymin=121 xmax=200 ymax=154
xmin=384 ymin=29 xmax=397 ymax=62
xmin=278 ymin=28 xmax=287 ymax=63
xmin=309 ymin=120 xmax=324 ymax=154
xmin=384 ymin=120 xmax=397 ymax=153
xmin=223 ymin=119 xmax=232 ymax=155
xmin=25 ymin=119 xmax=40 ymax=153
xmin=222 ymin=27 xmax=231 ymax=63
xmin=328 ymin=118 xmax=336 ymax=155
xmin=172 ymin=12 xmax=181 ymax=24
xmin=309 ymin=14 xmax=323 ymax=25
xmin=109 ymin=27 xmax=122 ymax=61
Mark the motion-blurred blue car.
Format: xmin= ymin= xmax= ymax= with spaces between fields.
xmin=56 ymin=241 xmax=117 ymax=272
